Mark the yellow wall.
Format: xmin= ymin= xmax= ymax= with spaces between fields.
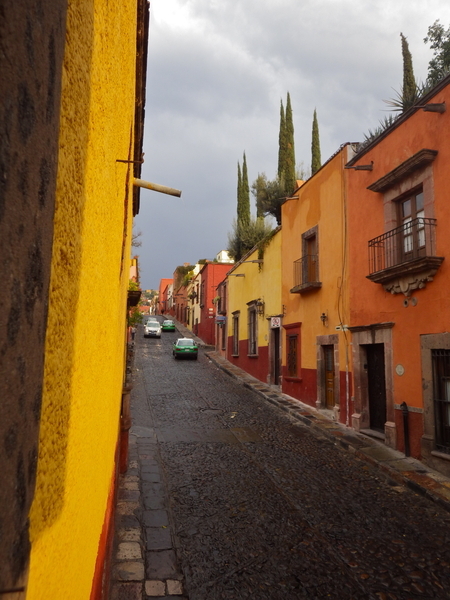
xmin=27 ymin=1 xmax=138 ymax=598
xmin=227 ymin=230 xmax=282 ymax=345
xmin=281 ymin=147 xmax=351 ymax=373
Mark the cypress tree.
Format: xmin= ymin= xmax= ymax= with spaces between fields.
xmin=277 ymin=100 xmax=286 ymax=182
xmin=284 ymin=92 xmax=296 ymax=194
xmin=237 ymin=161 xmax=242 ymax=213
xmin=311 ymin=109 xmax=321 ymax=175
xmin=240 ymin=153 xmax=250 ymax=227
xmin=401 ymin=33 xmax=416 ymax=110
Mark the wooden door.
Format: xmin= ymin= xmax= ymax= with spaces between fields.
xmin=366 ymin=344 xmax=387 ymax=433
xmin=271 ymin=327 xmax=281 ymax=385
xmin=324 ymin=345 xmax=335 ymax=409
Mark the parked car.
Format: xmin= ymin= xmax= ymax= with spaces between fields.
xmin=162 ymin=319 xmax=176 ymax=332
xmin=173 ymin=338 xmax=198 ymax=360
xmin=144 ymin=321 xmax=161 ymax=338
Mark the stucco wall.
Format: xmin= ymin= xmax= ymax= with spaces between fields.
xmin=0 ymin=1 xmax=68 ymax=592
xmin=280 ymin=147 xmax=352 ymax=415
xmin=347 ymin=82 xmax=450 ymax=412
xmin=226 ymin=231 xmax=282 ymax=384
xmin=26 ymin=1 xmax=138 ymax=597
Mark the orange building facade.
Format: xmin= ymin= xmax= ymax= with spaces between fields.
xmin=158 ymin=278 xmax=173 ymax=315
xmin=346 ymin=75 xmax=450 ymax=473
xmin=281 ymin=145 xmax=353 ymax=424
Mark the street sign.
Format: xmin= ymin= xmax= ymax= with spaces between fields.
xmin=270 ymin=316 xmax=281 ymax=328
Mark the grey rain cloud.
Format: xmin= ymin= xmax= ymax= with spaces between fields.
xmin=135 ymin=0 xmax=450 ymax=289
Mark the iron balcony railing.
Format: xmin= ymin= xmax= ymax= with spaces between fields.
xmin=293 ymin=254 xmax=320 ymax=289
xmin=368 ymin=217 xmax=437 ymax=275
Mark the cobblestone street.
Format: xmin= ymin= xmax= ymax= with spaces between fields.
xmin=111 ymin=322 xmax=450 ymax=600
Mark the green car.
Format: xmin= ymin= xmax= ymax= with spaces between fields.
xmin=173 ymin=338 xmax=198 ymax=360
xmin=162 ymin=319 xmax=176 ymax=332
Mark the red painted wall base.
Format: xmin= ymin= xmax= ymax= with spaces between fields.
xmin=90 ymin=435 xmax=121 ymax=600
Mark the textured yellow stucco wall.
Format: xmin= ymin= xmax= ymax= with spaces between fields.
xmin=281 ymin=147 xmax=351 ymax=371
xmin=27 ymin=1 xmax=138 ymax=598
xmin=227 ymin=231 xmax=282 ymax=344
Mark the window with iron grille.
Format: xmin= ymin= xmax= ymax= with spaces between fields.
xmin=248 ymin=306 xmax=257 ymax=356
xmin=232 ymin=313 xmax=239 ymax=356
xmin=291 ymin=226 xmax=320 ymax=293
xmin=219 ymin=283 xmax=227 ymax=314
xmin=432 ymin=349 xmax=450 ymax=454
xmin=366 ymin=151 xmax=443 ymax=287
xmin=200 ymin=281 xmax=205 ymax=308
xmin=303 ymin=232 xmax=318 ymax=284
xmin=287 ymin=335 xmax=298 ymax=377
xmin=221 ymin=319 xmax=227 ymax=351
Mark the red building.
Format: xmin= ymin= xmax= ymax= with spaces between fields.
xmin=197 ymin=262 xmax=231 ymax=345
xmin=158 ymin=278 xmax=173 ymax=315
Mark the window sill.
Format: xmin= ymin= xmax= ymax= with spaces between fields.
xmin=231 ymin=354 xmax=239 ymax=358
xmin=431 ymin=450 xmax=450 ymax=462
xmin=247 ymin=354 xmax=259 ymax=358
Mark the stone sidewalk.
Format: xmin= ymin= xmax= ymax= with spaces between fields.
xmin=110 ymin=428 xmax=187 ymax=600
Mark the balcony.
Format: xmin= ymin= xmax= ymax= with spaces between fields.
xmin=290 ymin=254 xmax=322 ymax=294
xmin=367 ymin=218 xmax=444 ymax=295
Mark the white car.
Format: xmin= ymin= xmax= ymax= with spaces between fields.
xmin=144 ymin=321 xmax=161 ymax=338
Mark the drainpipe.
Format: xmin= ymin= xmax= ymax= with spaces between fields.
xmin=133 ymin=178 xmax=182 ymax=197
xmin=345 ymin=344 xmax=350 ymax=426
xmin=400 ymin=401 xmax=410 ymax=457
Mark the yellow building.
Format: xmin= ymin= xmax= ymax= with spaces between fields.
xmin=226 ymin=229 xmax=282 ymax=385
xmin=281 ymin=145 xmax=353 ymax=424
xmin=185 ymin=264 xmax=202 ymax=333
xmin=24 ymin=2 xmax=149 ymax=599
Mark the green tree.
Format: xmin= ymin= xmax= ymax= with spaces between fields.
xmin=424 ymin=20 xmax=450 ymax=86
xmin=174 ymin=264 xmax=195 ymax=291
xmin=284 ymin=92 xmax=296 ymax=194
xmin=227 ymin=216 xmax=274 ymax=262
xmin=311 ymin=109 xmax=321 ymax=175
xmin=240 ymin=153 xmax=250 ymax=227
xmin=401 ymin=33 xmax=417 ymax=110
xmin=277 ymin=100 xmax=286 ymax=182
xmin=237 ymin=154 xmax=250 ymax=228
xmin=251 ymin=174 xmax=286 ymax=226
xmin=237 ymin=160 xmax=242 ymax=215
xmin=252 ymin=92 xmax=296 ymax=226
xmin=384 ymin=33 xmax=420 ymax=113
xmin=127 ymin=305 xmax=143 ymax=327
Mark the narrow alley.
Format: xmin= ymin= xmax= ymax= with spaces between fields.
xmin=111 ymin=321 xmax=450 ymax=600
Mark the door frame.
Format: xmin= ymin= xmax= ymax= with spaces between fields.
xmin=269 ymin=324 xmax=282 ymax=386
xmin=365 ymin=343 xmax=387 ymax=433
xmin=316 ymin=334 xmax=340 ymax=420
xmin=349 ymin=323 xmax=396 ymax=448
xmin=420 ymin=333 xmax=450 ymax=477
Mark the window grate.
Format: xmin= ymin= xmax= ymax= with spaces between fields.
xmin=287 ymin=335 xmax=298 ymax=377
xmin=432 ymin=349 xmax=450 ymax=454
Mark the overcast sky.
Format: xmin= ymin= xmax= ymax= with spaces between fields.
xmin=135 ymin=0 xmax=450 ymax=290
